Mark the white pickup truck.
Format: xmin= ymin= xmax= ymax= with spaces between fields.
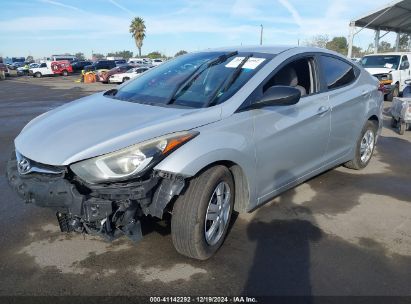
xmin=361 ymin=52 xmax=411 ymax=101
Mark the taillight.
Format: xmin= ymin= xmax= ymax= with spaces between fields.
xmin=378 ymin=83 xmax=386 ymax=93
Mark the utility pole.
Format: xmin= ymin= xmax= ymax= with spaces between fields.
xmin=260 ymin=24 xmax=263 ymax=45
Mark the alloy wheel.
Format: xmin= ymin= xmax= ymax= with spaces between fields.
xmin=204 ymin=181 xmax=231 ymax=246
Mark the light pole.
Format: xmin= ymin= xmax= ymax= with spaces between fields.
xmin=260 ymin=24 xmax=263 ymax=45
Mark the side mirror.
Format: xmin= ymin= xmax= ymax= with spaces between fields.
xmin=249 ymin=86 xmax=301 ymax=109
xmin=401 ymin=61 xmax=409 ymax=70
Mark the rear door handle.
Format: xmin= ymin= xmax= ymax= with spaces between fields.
xmin=317 ymin=106 xmax=330 ymax=116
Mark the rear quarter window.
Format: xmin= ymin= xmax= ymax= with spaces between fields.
xmin=319 ymin=55 xmax=357 ymax=90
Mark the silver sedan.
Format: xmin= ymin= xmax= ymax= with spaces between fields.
xmin=7 ymin=46 xmax=383 ymax=260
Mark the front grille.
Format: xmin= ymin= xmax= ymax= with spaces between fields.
xmin=15 ymin=151 xmax=66 ymax=176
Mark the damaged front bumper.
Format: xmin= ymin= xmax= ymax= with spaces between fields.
xmin=6 ymin=153 xmax=186 ymax=243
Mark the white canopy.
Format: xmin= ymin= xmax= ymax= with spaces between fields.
xmin=348 ymin=0 xmax=411 ymax=58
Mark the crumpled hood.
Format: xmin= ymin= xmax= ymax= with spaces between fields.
xmin=15 ymin=93 xmax=221 ymax=166
xmin=365 ymin=67 xmax=394 ymax=75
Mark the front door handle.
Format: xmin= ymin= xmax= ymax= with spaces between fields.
xmin=317 ymin=106 xmax=330 ymax=116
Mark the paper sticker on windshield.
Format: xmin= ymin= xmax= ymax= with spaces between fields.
xmin=226 ymin=57 xmax=266 ymax=69
xmin=384 ymin=63 xmax=393 ymax=69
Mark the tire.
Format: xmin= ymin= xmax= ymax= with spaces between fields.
xmin=399 ymin=121 xmax=406 ymax=135
xmin=61 ymin=70 xmax=68 ymax=76
xmin=387 ymin=84 xmax=399 ymax=101
xmin=344 ymin=121 xmax=377 ymax=170
xmin=34 ymin=72 xmax=41 ymax=78
xmin=391 ymin=117 xmax=398 ymax=128
xmin=123 ymin=77 xmax=130 ymax=83
xmin=171 ymin=165 xmax=234 ymax=260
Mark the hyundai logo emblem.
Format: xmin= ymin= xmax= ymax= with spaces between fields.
xmin=17 ymin=158 xmax=31 ymax=175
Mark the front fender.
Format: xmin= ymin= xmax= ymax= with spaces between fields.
xmin=154 ymin=113 xmax=257 ymax=208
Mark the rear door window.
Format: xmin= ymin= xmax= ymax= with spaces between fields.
xmin=319 ymin=55 xmax=357 ymax=90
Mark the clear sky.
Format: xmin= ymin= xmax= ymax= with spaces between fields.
xmin=0 ymin=0 xmax=400 ymax=59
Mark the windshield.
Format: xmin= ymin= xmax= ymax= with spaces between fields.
xmin=361 ymin=55 xmax=401 ymax=69
xmin=110 ymin=51 xmax=273 ymax=108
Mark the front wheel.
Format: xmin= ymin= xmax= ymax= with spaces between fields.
xmin=171 ymin=166 xmax=234 ymax=260
xmin=391 ymin=117 xmax=398 ymax=128
xmin=34 ymin=72 xmax=41 ymax=78
xmin=122 ymin=77 xmax=130 ymax=83
xmin=344 ymin=121 xmax=377 ymax=170
xmin=61 ymin=70 xmax=68 ymax=76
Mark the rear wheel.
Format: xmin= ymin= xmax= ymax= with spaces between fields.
xmin=344 ymin=121 xmax=377 ymax=170
xmin=171 ymin=165 xmax=234 ymax=260
xmin=61 ymin=70 xmax=68 ymax=76
xmin=34 ymin=72 xmax=41 ymax=78
xmin=123 ymin=77 xmax=130 ymax=83
xmin=399 ymin=121 xmax=407 ymax=135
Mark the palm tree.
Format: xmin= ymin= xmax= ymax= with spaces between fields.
xmin=129 ymin=17 xmax=146 ymax=57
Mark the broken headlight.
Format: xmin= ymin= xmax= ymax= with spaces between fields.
xmin=70 ymin=131 xmax=198 ymax=184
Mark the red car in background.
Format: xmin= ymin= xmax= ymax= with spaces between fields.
xmin=98 ymin=65 xmax=135 ymax=83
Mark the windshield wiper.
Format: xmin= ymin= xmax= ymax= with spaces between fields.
xmin=165 ymin=51 xmax=238 ymax=105
xmin=204 ymin=53 xmax=253 ymax=108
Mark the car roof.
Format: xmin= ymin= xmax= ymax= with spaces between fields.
xmin=200 ymin=45 xmax=349 ymax=57
xmin=364 ymin=52 xmax=411 ymax=56
xmin=205 ymin=45 xmax=297 ymax=55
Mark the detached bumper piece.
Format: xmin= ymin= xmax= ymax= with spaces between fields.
xmin=6 ymin=155 xmax=185 ymax=244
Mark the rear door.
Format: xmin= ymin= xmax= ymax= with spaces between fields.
xmin=318 ymin=55 xmax=367 ymax=162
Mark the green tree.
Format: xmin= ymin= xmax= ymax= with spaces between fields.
xmin=147 ymin=51 xmax=163 ymax=59
xmin=175 ymin=50 xmax=188 ymax=57
xmin=129 ymin=17 xmax=146 ymax=57
xmin=399 ymin=34 xmax=410 ymax=51
xmin=351 ymin=46 xmax=363 ymax=58
xmin=75 ymin=52 xmax=85 ymax=60
xmin=304 ymin=35 xmax=329 ymax=48
xmin=379 ymin=41 xmax=394 ymax=52
xmin=326 ymin=36 xmax=348 ymax=55
xmin=107 ymin=50 xmax=134 ymax=60
xmin=92 ymin=53 xmax=105 ymax=60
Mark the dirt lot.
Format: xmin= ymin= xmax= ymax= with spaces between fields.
xmin=0 ymin=76 xmax=410 ymax=297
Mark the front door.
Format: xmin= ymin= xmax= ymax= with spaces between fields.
xmin=252 ymin=56 xmax=330 ymax=202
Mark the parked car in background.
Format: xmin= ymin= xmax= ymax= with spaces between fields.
xmin=84 ymin=60 xmax=116 ymax=72
xmin=152 ymin=58 xmax=164 ymax=66
xmin=7 ymin=46 xmax=383 ymax=260
xmin=17 ymin=63 xmax=40 ymax=76
xmin=128 ymin=58 xmax=147 ymax=65
xmin=108 ymin=66 xmax=149 ymax=83
xmin=115 ymin=59 xmax=127 ymax=66
xmin=9 ymin=62 xmax=25 ymax=70
xmin=71 ymin=61 xmax=93 ymax=72
xmin=29 ymin=60 xmax=73 ymax=77
xmin=98 ymin=65 xmax=135 ymax=83
xmin=47 ymin=55 xmax=77 ymax=62
xmin=361 ymin=52 xmax=411 ymax=101
xmin=0 ymin=63 xmax=8 ymax=80
xmin=4 ymin=57 xmax=25 ymax=69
